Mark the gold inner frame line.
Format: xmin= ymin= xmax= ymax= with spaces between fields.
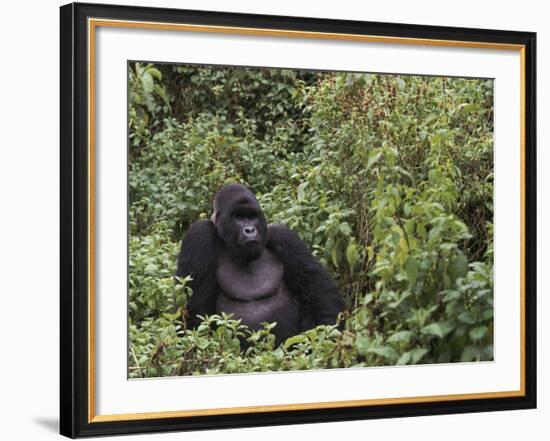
xmin=87 ymin=17 xmax=527 ymax=423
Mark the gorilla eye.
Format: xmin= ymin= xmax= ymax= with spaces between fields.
xmin=234 ymin=210 xmax=256 ymax=221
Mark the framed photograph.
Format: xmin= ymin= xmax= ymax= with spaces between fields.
xmin=60 ymin=2 xmax=537 ymax=438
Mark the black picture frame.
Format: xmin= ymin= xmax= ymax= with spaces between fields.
xmin=60 ymin=2 xmax=537 ymax=438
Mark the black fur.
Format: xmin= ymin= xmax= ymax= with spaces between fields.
xmin=176 ymin=183 xmax=344 ymax=341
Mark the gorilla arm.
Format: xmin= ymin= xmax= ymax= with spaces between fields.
xmin=176 ymin=219 xmax=219 ymax=328
xmin=267 ymin=224 xmax=344 ymax=330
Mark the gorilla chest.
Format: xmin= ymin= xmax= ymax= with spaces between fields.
xmin=215 ymin=250 xmax=299 ymax=337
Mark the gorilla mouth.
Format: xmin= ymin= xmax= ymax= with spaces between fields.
xmin=237 ymin=240 xmax=264 ymax=262
xmin=241 ymin=238 xmax=261 ymax=246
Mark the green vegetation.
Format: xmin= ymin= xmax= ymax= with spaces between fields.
xmin=128 ymin=63 xmax=494 ymax=377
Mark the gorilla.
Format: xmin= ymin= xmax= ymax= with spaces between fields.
xmin=176 ymin=183 xmax=344 ymax=344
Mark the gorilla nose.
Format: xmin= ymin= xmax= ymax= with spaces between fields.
xmin=243 ymin=226 xmax=257 ymax=237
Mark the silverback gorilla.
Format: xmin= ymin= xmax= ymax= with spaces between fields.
xmin=176 ymin=183 xmax=344 ymax=344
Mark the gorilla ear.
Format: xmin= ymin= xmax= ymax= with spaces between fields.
xmin=211 ymin=195 xmax=219 ymax=225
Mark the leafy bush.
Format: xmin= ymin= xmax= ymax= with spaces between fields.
xmin=128 ymin=64 xmax=493 ymax=377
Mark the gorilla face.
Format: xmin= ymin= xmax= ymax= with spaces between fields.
xmin=213 ymin=184 xmax=268 ymax=263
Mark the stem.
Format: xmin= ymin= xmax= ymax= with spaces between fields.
xmin=393 ymin=195 xmax=412 ymax=252
xmin=130 ymin=346 xmax=144 ymax=378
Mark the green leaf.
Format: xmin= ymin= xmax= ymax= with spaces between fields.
xmin=361 ymin=293 xmax=374 ymax=306
xmin=144 ymin=263 xmax=158 ymax=276
xmin=368 ymin=346 xmax=398 ymax=361
xmin=162 ymin=312 xmax=180 ymax=320
xmin=355 ymin=335 xmax=370 ymax=356
xmin=365 ymin=151 xmax=382 ymax=172
xmin=397 ymin=351 xmax=411 ymax=365
xmin=146 ymin=67 xmax=162 ymax=80
xmin=231 ymin=337 xmax=241 ymax=350
xmin=396 ymin=77 xmax=406 ymax=90
xmin=443 ymin=290 xmax=461 ymax=302
xmin=297 ymin=183 xmax=306 ymax=201
xmin=346 ymin=243 xmax=359 ymax=269
xmin=459 ymin=103 xmax=481 ymax=112
xmin=469 ymin=326 xmax=488 ymax=342
xmin=284 ymin=334 xmax=307 ymax=349
xmin=448 ymin=250 xmax=469 ymax=280
xmin=421 ymin=323 xmax=444 ymax=339
xmin=460 ymin=345 xmax=480 ymax=362
xmin=387 ymin=330 xmax=412 ymax=344
xmin=458 ymin=311 xmax=476 ymax=325
xmin=440 ymin=242 xmax=457 ymax=252
xmin=141 ymin=72 xmax=154 ymax=92
xmin=391 ymin=231 xmax=401 ymax=248
xmin=410 ymin=348 xmax=428 ymax=364
xmin=405 ymin=256 xmax=419 ymax=286
xmin=339 ymin=223 xmax=352 ymax=236
xmin=331 ymin=246 xmax=339 ymax=269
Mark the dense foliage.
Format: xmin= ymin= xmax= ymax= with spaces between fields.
xmin=128 ymin=62 xmax=494 ymax=377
